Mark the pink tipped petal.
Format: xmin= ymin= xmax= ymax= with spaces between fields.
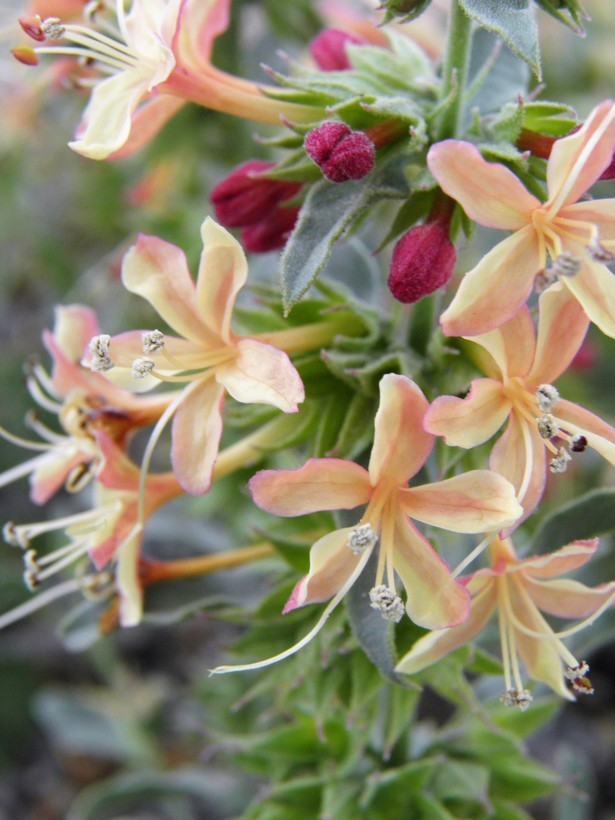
xmin=30 ymin=449 xmax=87 ymax=504
xmin=441 ymin=226 xmax=541 ymax=337
xmin=110 ymin=95 xmax=185 ymax=160
xmin=392 ymin=513 xmax=470 ymax=630
xmin=399 ymin=470 xmax=522 ymax=534
xmin=561 ymin=254 xmax=615 ymax=340
xmin=216 ymin=339 xmax=304 ymax=412
xmin=52 ymin=304 xmax=100 ymax=363
xmin=283 ymin=527 xmax=362 ymax=610
xmin=427 ymin=141 xmax=540 ymax=230
xmin=96 ymin=433 xmax=140 ymax=491
xmin=524 ymin=577 xmax=615 ymax=620
xmin=115 ymin=525 xmax=144 ymax=627
xmin=547 ymin=101 xmax=615 ymax=210
xmin=122 ymin=235 xmax=216 ymax=345
xmin=368 ymin=375 xmax=433 ymax=487
xmin=171 ymin=378 xmax=225 ymax=495
xmin=490 ymin=413 xmax=546 ymax=527
xmin=519 ymin=540 xmax=599 ymax=578
xmin=527 ymin=282 xmax=590 ymax=385
xmin=468 ymin=306 xmax=536 ymax=379
xmin=424 ymin=379 xmax=511 ymax=448
xmin=553 ymin=400 xmax=615 ymax=464
xmin=562 ymin=199 xmax=615 ymax=245
xmin=195 ymin=220 xmax=248 ymax=344
xmin=249 ymin=459 xmax=372 ymax=516
xmin=172 ymin=0 xmax=231 ymax=70
xmin=396 ymin=580 xmax=497 ymax=674
xmin=87 ymin=494 xmax=134 ymax=569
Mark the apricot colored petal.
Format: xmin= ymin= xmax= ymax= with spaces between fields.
xmin=424 ymin=379 xmax=511 ymax=448
xmin=547 ymin=101 xmax=615 ymax=210
xmin=554 ymin=400 xmax=615 ymax=464
xmin=427 ymin=141 xmax=539 ymax=230
xmin=110 ymin=95 xmax=185 ymax=160
xmin=562 ymin=199 xmax=615 ymax=244
xmin=467 ymin=306 xmax=536 ymax=379
xmin=122 ymin=234 xmax=215 ymax=345
xmin=196 ymin=218 xmax=248 ymax=343
xmin=115 ymin=525 xmax=144 ymax=627
xmin=87 ymin=495 xmax=133 ymax=569
xmin=283 ymin=527 xmax=362 ymax=611
xmin=171 ymin=378 xmax=225 ymax=495
xmin=51 ymin=304 xmax=100 ymax=363
xmin=392 ymin=513 xmax=470 ymax=630
xmin=561 ymin=254 xmax=615 ymax=340
xmin=250 ymin=458 xmax=371 ymax=517
xmin=518 ymin=539 xmax=599 ymax=578
xmin=400 ymin=471 xmax=522 ymax=534
xmin=368 ymin=374 xmax=432 ymax=487
xmin=527 ymin=282 xmax=590 ymax=385
xmin=490 ymin=413 xmax=546 ymax=527
xmin=441 ymin=226 xmax=541 ymax=337
xmin=216 ymin=339 xmax=304 ymax=412
xmin=524 ymin=577 xmax=615 ymax=620
xmin=396 ymin=580 xmax=497 ymax=674
xmin=173 ymin=0 xmax=231 ymax=71
xmin=95 ymin=433 xmax=139 ymax=491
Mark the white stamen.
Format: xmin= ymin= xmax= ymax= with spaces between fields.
xmin=537 ymin=414 xmax=558 ymax=440
xmin=142 ymin=329 xmax=165 ymax=354
xmin=536 ymin=384 xmax=560 ymax=413
xmin=549 ymin=447 xmax=572 ymax=473
xmin=41 ymin=17 xmax=64 ymax=38
xmin=588 ymin=238 xmax=615 ymax=263
xmin=132 ymin=357 xmax=155 ymax=379
xmin=552 ymin=252 xmax=581 ymax=277
xmin=501 ymin=688 xmax=532 ymax=710
xmin=369 ymin=585 xmax=404 ymax=623
xmin=88 ymin=334 xmax=114 ymax=372
xmin=347 ymin=523 xmax=377 ymax=555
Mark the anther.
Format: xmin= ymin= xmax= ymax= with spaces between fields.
xmin=369 ymin=585 xmax=405 ymax=623
xmin=142 ymin=329 xmax=165 ymax=354
xmin=534 ymin=270 xmax=554 ymax=294
xmin=23 ymin=569 xmax=41 ymax=591
xmin=23 ymin=549 xmax=40 ymax=573
xmin=88 ymin=335 xmax=114 ymax=372
xmin=501 ymin=688 xmax=533 ymax=711
xmin=565 ymin=662 xmax=594 ymax=695
xmin=536 ymin=384 xmax=560 ymax=413
xmin=569 ymin=434 xmax=588 ymax=453
xmin=552 ymin=252 xmax=581 ymax=277
xmin=549 ymin=447 xmax=572 ymax=473
xmin=12 ymin=46 xmax=39 ymax=66
xmin=132 ymin=357 xmax=155 ymax=379
xmin=588 ymin=238 xmax=615 ymax=263
xmin=3 ymin=522 xmax=26 ymax=548
xmin=537 ymin=414 xmax=558 ymax=439
xmin=18 ymin=16 xmax=46 ymax=42
xmin=347 ymin=523 xmax=377 ymax=555
xmin=66 ymin=462 xmax=95 ymax=493
xmin=41 ymin=17 xmax=65 ymax=39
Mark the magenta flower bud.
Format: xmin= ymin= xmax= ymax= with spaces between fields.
xmin=309 ymin=27 xmax=365 ymax=71
xmin=241 ymin=206 xmax=299 ymax=253
xmin=210 ymin=160 xmax=302 ymax=228
xmin=388 ymin=221 xmax=456 ymax=304
xmin=305 ymin=122 xmax=375 ymax=183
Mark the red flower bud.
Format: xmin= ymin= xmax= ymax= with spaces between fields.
xmin=388 ymin=221 xmax=456 ymax=304
xmin=309 ymin=27 xmax=365 ymax=71
xmin=210 ymin=160 xmax=302 ymax=228
xmin=305 ymin=122 xmax=375 ymax=183
xmin=241 ymin=206 xmax=299 ymax=253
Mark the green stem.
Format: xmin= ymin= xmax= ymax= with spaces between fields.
xmin=437 ymin=0 xmax=473 ymax=140
xmin=253 ymin=316 xmax=363 ymax=355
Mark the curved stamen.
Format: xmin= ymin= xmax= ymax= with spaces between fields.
xmin=0 ymin=578 xmax=82 ymax=631
xmin=0 ymin=424 xmax=51 ymax=452
xmin=26 ymin=375 xmax=63 ymax=413
xmin=452 ymin=531 xmax=494 ymax=579
xmin=25 ymin=412 xmax=65 ymax=444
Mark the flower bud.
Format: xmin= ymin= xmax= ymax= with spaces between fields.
xmin=518 ymin=127 xmax=615 ymax=181
xmin=241 ymin=206 xmax=299 ymax=253
xmin=210 ymin=160 xmax=302 ymax=228
xmin=305 ymin=122 xmax=375 ymax=183
xmin=388 ymin=221 xmax=456 ymax=304
xmin=308 ymin=28 xmax=365 ymax=71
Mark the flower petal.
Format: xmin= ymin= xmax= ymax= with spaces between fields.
xmin=526 ymin=282 xmax=590 ymax=385
xmin=110 ymin=95 xmax=185 ymax=160
xmin=172 ymin=0 xmax=231 ymax=72
xmin=122 ymin=234 xmax=216 ymax=345
xmin=547 ymin=100 xmax=615 ymax=211
xmin=392 ymin=513 xmax=470 ymax=630
xmin=116 ymin=525 xmax=144 ymax=627
xmin=424 ymin=379 xmax=511 ymax=448
xmin=368 ymin=375 xmax=432 ymax=487
xmin=553 ymin=399 xmax=615 ymax=464
xmin=399 ymin=470 xmax=522 ymax=533
xmin=560 ymin=253 xmax=615 ymax=340
xmin=196 ymin=218 xmax=249 ymax=344
xmin=216 ymin=339 xmax=304 ymax=412
xmin=518 ymin=539 xmax=599 ymax=579
xmin=283 ymin=526 xmax=362 ymax=611
xmin=30 ymin=448 xmax=88 ymax=504
xmin=51 ymin=304 xmax=100 ymax=364
xmin=171 ymin=378 xmax=225 ymax=495
xmin=427 ymin=141 xmax=540 ymax=230
xmin=524 ymin=576 xmax=615 ymax=620
xmin=466 ymin=306 xmax=536 ymax=379
xmin=561 ymin=199 xmax=615 ymax=245
xmin=249 ymin=459 xmax=372 ymax=516
xmin=441 ymin=226 xmax=542 ymax=337
xmin=395 ymin=579 xmax=497 ymax=674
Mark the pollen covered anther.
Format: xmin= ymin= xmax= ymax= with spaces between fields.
xmin=552 ymin=252 xmax=581 ymax=278
xmin=132 ymin=357 xmax=155 ymax=379
xmin=347 ymin=523 xmax=377 ymax=554
xmin=569 ymin=434 xmax=588 ymax=453
xmin=588 ymin=238 xmax=615 ymax=263
xmin=549 ymin=446 xmax=572 ymax=473
xmin=565 ymin=662 xmax=594 ymax=695
xmin=3 ymin=522 xmax=25 ymax=548
xmin=142 ymin=329 xmax=165 ymax=354
xmin=369 ymin=585 xmax=405 ymax=622
xmin=501 ymin=688 xmax=533 ymax=710
xmin=537 ymin=414 xmax=558 ymax=439
xmin=536 ymin=384 xmax=560 ymax=413
xmin=88 ymin=335 xmax=114 ymax=372
xmin=40 ymin=17 xmax=64 ymax=39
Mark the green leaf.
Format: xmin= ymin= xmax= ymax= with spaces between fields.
xmin=458 ymin=0 xmax=542 ymax=79
xmin=431 ymin=760 xmax=491 ymax=808
xmin=361 ymin=759 xmax=439 ymax=813
xmin=522 ymin=100 xmax=578 ymax=136
xmin=533 ymin=0 xmax=588 ymax=34
xmin=489 ymin=756 xmax=561 ymax=802
xmin=531 ymin=488 xmax=615 ymax=553
xmin=466 ymin=28 xmax=530 ymax=118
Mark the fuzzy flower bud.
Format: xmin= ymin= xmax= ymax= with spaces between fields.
xmin=305 ymin=122 xmax=375 ymax=183
xmin=241 ymin=206 xmax=299 ymax=253
xmin=308 ymin=28 xmax=365 ymax=71
xmin=388 ymin=221 xmax=456 ymax=304
xmin=210 ymin=161 xmax=302 ymax=228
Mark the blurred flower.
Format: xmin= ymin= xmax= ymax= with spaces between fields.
xmin=308 ymin=27 xmax=367 ymax=71
xmin=397 ymin=537 xmax=615 ymax=704
xmin=240 ymin=204 xmax=300 ymax=253
xmin=85 ymin=218 xmax=304 ymax=495
xmin=428 ymin=100 xmax=615 ymax=338
xmin=425 ymin=283 xmax=615 ymax=527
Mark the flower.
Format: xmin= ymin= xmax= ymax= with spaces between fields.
xmin=0 ymin=304 xmax=172 ymax=504
xmin=210 ymin=161 xmax=302 ymax=228
xmin=308 ymin=27 xmax=367 ymax=71
xmin=18 ymin=0 xmax=320 ymax=159
xmin=85 ymin=218 xmax=305 ymax=495
xmin=396 ymin=537 xmax=615 ymax=704
xmin=425 ymin=283 xmax=615 ymax=526
xmin=250 ymin=374 xmax=522 ymax=631
xmin=427 ymin=100 xmax=615 ymax=338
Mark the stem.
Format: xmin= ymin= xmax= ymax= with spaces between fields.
xmin=213 ymin=413 xmax=305 ymax=479
xmin=437 ymin=0 xmax=472 ymax=140
xmin=253 ymin=317 xmax=363 ymax=355
xmin=140 ymin=543 xmax=274 ymax=585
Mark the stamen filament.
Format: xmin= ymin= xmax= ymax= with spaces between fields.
xmin=452 ymin=532 xmax=494 ymax=578
xmin=26 ymin=376 xmax=63 ymax=413
xmin=37 ymin=539 xmax=91 ymax=580
xmin=33 ymin=45 xmax=134 ymax=72
xmin=25 ymin=414 xmax=65 ymax=444
xmin=0 ymin=424 xmax=51 ymax=452
xmin=0 ymin=578 xmax=82 ymax=631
